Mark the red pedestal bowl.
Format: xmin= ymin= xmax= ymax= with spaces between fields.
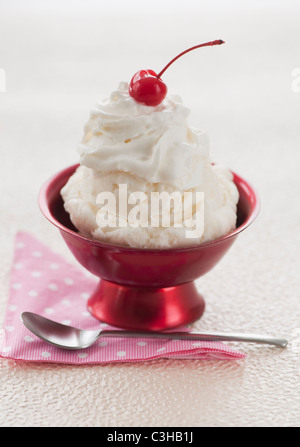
xmin=39 ymin=164 xmax=259 ymax=331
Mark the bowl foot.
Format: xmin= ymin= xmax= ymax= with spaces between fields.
xmin=87 ymin=279 xmax=205 ymax=331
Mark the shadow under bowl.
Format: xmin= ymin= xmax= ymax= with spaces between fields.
xmin=39 ymin=164 xmax=259 ymax=331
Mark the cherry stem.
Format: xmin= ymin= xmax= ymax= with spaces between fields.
xmin=156 ymin=39 xmax=225 ymax=79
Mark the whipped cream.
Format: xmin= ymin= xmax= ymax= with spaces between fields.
xmin=79 ymin=82 xmax=209 ymax=191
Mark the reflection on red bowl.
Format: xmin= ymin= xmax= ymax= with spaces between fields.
xmin=39 ymin=164 xmax=260 ymax=331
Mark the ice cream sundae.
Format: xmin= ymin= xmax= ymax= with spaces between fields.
xmin=61 ymin=41 xmax=239 ymax=249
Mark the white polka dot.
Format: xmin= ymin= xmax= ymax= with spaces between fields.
xmin=157 ymin=347 xmax=166 ymax=352
xmin=41 ymin=351 xmax=51 ymax=358
xmin=5 ymin=326 xmax=14 ymax=332
xmin=31 ymin=271 xmax=41 ymax=278
xmin=137 ymin=342 xmax=147 ymax=346
xmin=48 ymin=283 xmax=58 ymax=292
xmin=50 ymin=263 xmax=59 ymax=270
xmin=44 ymin=308 xmax=54 ymax=315
xmin=16 ymin=242 xmax=25 ymax=249
xmin=32 ymin=251 xmax=42 ymax=258
xmin=81 ymin=293 xmax=90 ymax=300
xmin=12 ymin=283 xmax=22 ymax=290
xmin=98 ymin=341 xmax=108 ymax=347
xmin=116 ymin=351 xmax=126 ymax=357
xmin=14 ymin=263 xmax=23 ymax=270
xmin=82 ymin=311 xmax=90 ymax=317
xmin=28 ymin=290 xmax=38 ymax=297
xmin=24 ymin=336 xmax=34 ymax=343
xmin=77 ymin=353 xmax=88 ymax=359
xmin=61 ymin=299 xmax=71 ymax=307
xmin=64 ymin=278 xmax=74 ymax=286
xmin=61 ymin=319 xmax=71 ymax=326
xmin=8 ymin=305 xmax=17 ymax=312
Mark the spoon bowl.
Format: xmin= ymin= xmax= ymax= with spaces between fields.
xmin=21 ymin=312 xmax=100 ymax=349
xmin=20 ymin=312 xmax=288 ymax=350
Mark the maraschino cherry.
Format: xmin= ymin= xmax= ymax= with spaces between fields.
xmin=129 ymin=40 xmax=225 ymax=107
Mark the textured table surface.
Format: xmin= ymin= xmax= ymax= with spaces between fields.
xmin=1 ymin=0 xmax=300 ymax=427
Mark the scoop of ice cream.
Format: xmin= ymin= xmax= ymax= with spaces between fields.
xmin=61 ymin=82 xmax=239 ymax=249
xmin=61 ymin=165 xmax=238 ymax=248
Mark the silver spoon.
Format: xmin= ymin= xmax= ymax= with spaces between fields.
xmin=20 ymin=312 xmax=288 ymax=350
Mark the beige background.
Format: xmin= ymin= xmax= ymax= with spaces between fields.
xmin=1 ymin=0 xmax=300 ymax=427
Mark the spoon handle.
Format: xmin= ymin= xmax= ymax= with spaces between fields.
xmin=100 ymin=330 xmax=288 ymax=348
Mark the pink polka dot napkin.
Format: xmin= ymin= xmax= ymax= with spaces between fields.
xmin=0 ymin=232 xmax=246 ymax=364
